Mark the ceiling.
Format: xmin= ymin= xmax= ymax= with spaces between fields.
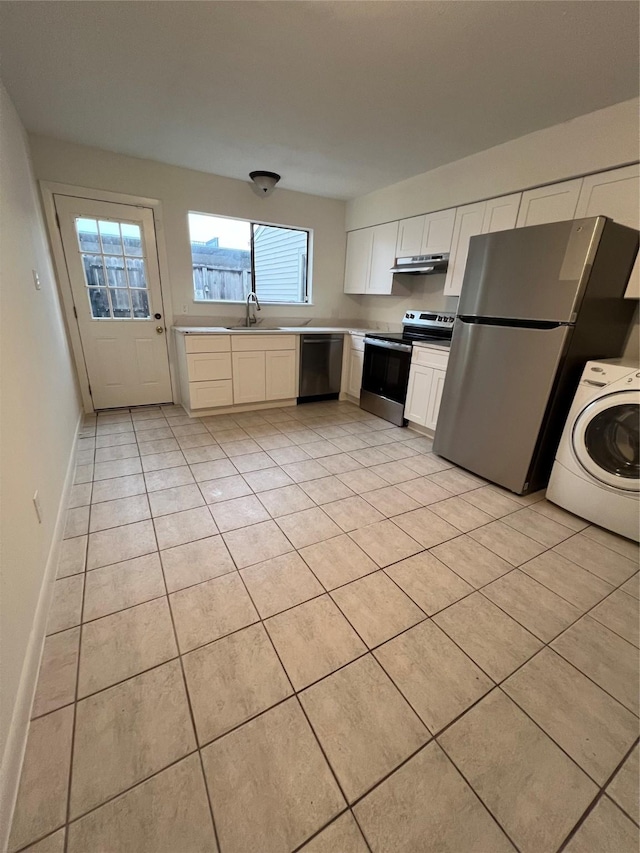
xmin=0 ymin=2 xmax=638 ymax=200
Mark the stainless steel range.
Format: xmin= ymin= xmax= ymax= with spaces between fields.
xmin=360 ymin=310 xmax=455 ymax=425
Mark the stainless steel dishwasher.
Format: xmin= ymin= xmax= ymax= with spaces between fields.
xmin=298 ymin=334 xmax=344 ymax=402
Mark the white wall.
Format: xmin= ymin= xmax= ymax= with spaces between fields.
xmin=343 ymin=97 xmax=640 ymax=333
xmin=0 ymin=83 xmax=82 ymax=847
xmin=28 ymin=135 xmax=347 ymax=324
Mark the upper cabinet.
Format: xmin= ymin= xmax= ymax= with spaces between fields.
xmin=344 ymin=228 xmax=373 ymax=294
xmin=344 ymin=221 xmax=403 ymax=295
xmin=396 ymin=208 xmax=455 ymax=256
xmin=516 ymin=178 xmax=582 ymax=227
xmin=575 ymin=165 xmax=639 ymax=299
xmin=443 ymin=194 xmax=521 ymax=297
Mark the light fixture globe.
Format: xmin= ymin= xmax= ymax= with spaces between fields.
xmin=249 ymin=170 xmax=281 ymax=197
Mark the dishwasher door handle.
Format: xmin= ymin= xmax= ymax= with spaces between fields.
xmin=302 ymin=336 xmax=345 ymax=344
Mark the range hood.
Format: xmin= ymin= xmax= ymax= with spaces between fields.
xmin=390 ymin=252 xmax=449 ymax=275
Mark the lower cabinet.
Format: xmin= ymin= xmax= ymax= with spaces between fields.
xmin=347 ymin=350 xmax=364 ymax=398
xmin=232 ymin=351 xmax=266 ymax=404
xmin=175 ymin=332 xmax=298 ymax=412
xmin=405 ymin=345 xmax=449 ymax=432
xmin=265 ymin=350 xmax=297 ymax=401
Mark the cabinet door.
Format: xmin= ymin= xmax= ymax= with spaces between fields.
xmin=482 ymin=193 xmax=521 ymax=234
xmin=405 ymin=364 xmax=434 ymax=426
xmin=367 ymin=222 xmax=400 ymax=294
xmin=443 ymin=202 xmax=486 ymax=297
xmin=186 ymin=352 xmax=232 ymax=382
xmin=425 ymin=369 xmax=446 ymax=432
xmin=232 ymin=351 xmax=266 ymax=404
xmin=516 ymin=178 xmax=582 ymax=227
xmin=575 ymin=165 xmax=640 ymax=299
xmin=265 ymin=350 xmax=297 ymax=400
xmin=344 ymin=229 xmax=373 ymax=294
xmin=189 ymin=380 xmax=234 ymax=410
xmin=347 ymin=349 xmax=364 ymax=398
xmin=421 ymin=208 xmax=455 ymax=254
xmin=396 ymin=216 xmax=425 ymax=256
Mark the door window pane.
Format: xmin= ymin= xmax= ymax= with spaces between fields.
xmin=104 ymin=256 xmax=127 ymax=288
xmin=75 ymin=217 xmax=154 ymax=320
xmin=88 ymin=287 xmax=110 ymax=318
xmin=77 ymin=219 xmax=100 ymax=253
xmin=131 ymin=290 xmax=150 ymax=318
xmin=82 ymin=254 xmax=106 ymax=286
xmin=109 ymin=288 xmax=132 ymax=318
xmin=121 ymin=223 xmax=143 ymax=256
xmin=126 ymin=258 xmax=146 ymax=288
xmin=99 ymin=220 xmax=123 ymax=255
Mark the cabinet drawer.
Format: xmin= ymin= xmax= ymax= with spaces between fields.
xmin=411 ymin=346 xmax=449 ymax=370
xmin=231 ymin=334 xmax=297 ymax=352
xmin=186 ymin=352 xmax=232 ymax=382
xmin=189 ymin=380 xmax=233 ymax=410
xmin=350 ymin=334 xmax=365 ymax=352
xmin=185 ymin=335 xmax=231 ymax=353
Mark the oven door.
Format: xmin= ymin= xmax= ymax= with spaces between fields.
xmin=361 ymin=338 xmax=412 ymax=425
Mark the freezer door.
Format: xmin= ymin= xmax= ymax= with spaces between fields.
xmin=459 ymin=217 xmax=605 ymax=322
xmin=433 ymin=320 xmax=572 ymax=493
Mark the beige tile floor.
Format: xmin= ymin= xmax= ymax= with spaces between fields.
xmin=9 ymin=400 xmax=640 ymax=853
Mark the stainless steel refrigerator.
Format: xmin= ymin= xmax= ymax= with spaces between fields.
xmin=433 ymin=216 xmax=638 ymax=495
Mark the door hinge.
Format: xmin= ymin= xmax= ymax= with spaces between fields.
xmin=73 ymin=305 xmax=78 ymax=319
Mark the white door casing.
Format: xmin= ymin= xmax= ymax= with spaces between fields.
xmin=55 ymin=195 xmax=172 ymax=409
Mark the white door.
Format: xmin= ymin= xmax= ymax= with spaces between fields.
xmin=516 ymin=178 xmax=582 ymax=227
xmin=55 ymin=195 xmax=172 ymax=409
xmin=425 ymin=369 xmax=447 ymax=432
xmin=265 ymin=350 xmax=297 ymax=400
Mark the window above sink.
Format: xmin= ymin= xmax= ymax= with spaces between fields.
xmin=188 ymin=211 xmax=311 ymax=305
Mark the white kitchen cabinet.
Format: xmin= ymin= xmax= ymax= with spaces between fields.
xmin=516 ymin=178 xmax=582 ymax=227
xmin=186 ymin=352 xmax=232 ymax=382
xmin=421 ymin=207 xmax=456 ymax=254
xmin=232 ymin=351 xmax=266 ymax=404
xmin=443 ymin=201 xmax=486 ymax=297
xmin=265 ymin=350 xmax=297 ymax=400
xmin=396 ymin=215 xmax=425 ymax=256
xmin=343 ymin=228 xmax=373 ymax=294
xmin=344 ymin=222 xmax=403 ymax=295
xmin=482 ymin=193 xmax=521 ymax=234
xmin=575 ymin=165 xmax=640 ymax=299
xmin=367 ymin=221 xmax=400 ymax=294
xmin=347 ymin=349 xmax=364 ymax=398
xmin=396 ymin=208 xmax=455 ymax=257
xmin=405 ymin=345 xmax=449 ymax=432
xmin=443 ymin=194 xmax=523 ymax=298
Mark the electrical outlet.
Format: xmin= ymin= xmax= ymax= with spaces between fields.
xmin=32 ymin=269 xmax=41 ymax=291
xmin=33 ymin=491 xmax=43 ymax=523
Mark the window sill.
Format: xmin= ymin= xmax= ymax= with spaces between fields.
xmin=192 ymin=299 xmax=314 ymax=306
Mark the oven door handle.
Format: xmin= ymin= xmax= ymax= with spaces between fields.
xmin=364 ymin=337 xmax=412 ymax=353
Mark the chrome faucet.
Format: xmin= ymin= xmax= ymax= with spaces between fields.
xmin=246 ymin=292 xmax=261 ymax=327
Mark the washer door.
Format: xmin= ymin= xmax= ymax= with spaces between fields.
xmin=573 ymin=391 xmax=640 ymax=491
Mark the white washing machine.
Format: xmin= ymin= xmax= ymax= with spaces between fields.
xmin=547 ymin=358 xmax=640 ymax=542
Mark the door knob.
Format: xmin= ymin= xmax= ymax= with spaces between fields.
xmin=156 ymin=326 xmax=164 ymax=334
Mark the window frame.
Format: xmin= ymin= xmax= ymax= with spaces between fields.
xmin=188 ymin=210 xmax=313 ymax=306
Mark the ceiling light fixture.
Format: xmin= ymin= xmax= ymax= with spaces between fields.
xmin=249 ymin=170 xmax=281 ymax=197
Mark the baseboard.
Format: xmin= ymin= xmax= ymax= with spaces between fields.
xmin=181 ymin=398 xmax=298 ymax=418
xmin=406 ymin=420 xmax=436 ymax=437
xmin=0 ymin=411 xmax=82 ymax=853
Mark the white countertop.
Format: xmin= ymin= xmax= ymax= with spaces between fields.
xmin=412 ymin=339 xmax=452 ymax=350
xmin=173 ymin=326 xmax=375 ymax=335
